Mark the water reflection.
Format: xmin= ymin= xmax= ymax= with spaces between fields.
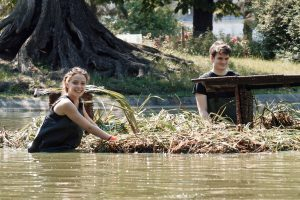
xmin=0 ymin=106 xmax=195 ymax=131
xmin=1 ymin=149 xmax=300 ymax=199
xmin=0 ymin=110 xmax=45 ymax=130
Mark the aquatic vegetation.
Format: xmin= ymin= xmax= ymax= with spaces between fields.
xmin=1 ymin=101 xmax=299 ymax=153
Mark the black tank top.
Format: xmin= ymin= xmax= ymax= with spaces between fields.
xmin=28 ymin=95 xmax=84 ymax=152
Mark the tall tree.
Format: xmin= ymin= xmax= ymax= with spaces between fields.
xmin=141 ymin=0 xmax=240 ymax=37
xmin=139 ymin=0 xmax=240 ymax=37
xmin=237 ymin=0 xmax=255 ymax=42
xmin=0 ymin=0 xmax=182 ymax=77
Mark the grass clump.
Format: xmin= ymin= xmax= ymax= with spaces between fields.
xmin=1 ymin=96 xmax=299 ymax=154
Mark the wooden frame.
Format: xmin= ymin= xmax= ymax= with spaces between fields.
xmin=192 ymin=75 xmax=300 ymax=125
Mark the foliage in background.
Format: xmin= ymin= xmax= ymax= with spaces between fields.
xmin=102 ymin=0 xmax=180 ymax=38
xmin=184 ymin=31 xmax=217 ymax=56
xmin=140 ymin=0 xmax=241 ymax=37
xmin=0 ymin=0 xmax=16 ymax=17
xmin=0 ymin=63 xmax=34 ymax=95
xmin=253 ymin=0 xmax=300 ymax=61
xmin=159 ymin=31 xmax=267 ymax=59
xmin=90 ymin=58 xmax=197 ymax=96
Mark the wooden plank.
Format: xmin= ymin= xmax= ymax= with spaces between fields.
xmin=191 ymin=75 xmax=300 ymax=89
xmin=235 ymin=86 xmax=242 ymax=124
xmin=192 ymin=74 xmax=300 ymax=125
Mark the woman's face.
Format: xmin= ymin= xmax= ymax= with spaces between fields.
xmin=66 ymin=74 xmax=87 ymax=97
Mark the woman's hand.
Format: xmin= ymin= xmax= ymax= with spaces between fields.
xmin=108 ymin=135 xmax=118 ymax=141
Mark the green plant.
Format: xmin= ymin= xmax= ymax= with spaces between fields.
xmin=93 ymin=109 xmax=129 ymax=134
xmin=103 ymin=0 xmax=180 ymax=38
xmin=161 ymin=31 xmax=267 ymax=59
xmin=253 ymin=0 xmax=300 ymax=60
xmin=184 ymin=31 xmax=217 ymax=56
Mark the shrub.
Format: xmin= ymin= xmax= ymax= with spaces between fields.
xmin=253 ymin=0 xmax=300 ymax=61
xmin=103 ymin=0 xmax=180 ymax=38
xmin=184 ymin=31 xmax=217 ymax=56
xmin=161 ymin=31 xmax=265 ymax=59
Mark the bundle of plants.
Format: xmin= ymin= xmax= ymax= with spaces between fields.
xmin=76 ymin=108 xmax=299 ymax=154
xmin=256 ymin=102 xmax=300 ymax=129
xmin=1 ymin=98 xmax=299 ymax=154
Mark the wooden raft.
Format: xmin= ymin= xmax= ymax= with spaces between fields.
xmin=192 ymin=75 xmax=300 ymax=125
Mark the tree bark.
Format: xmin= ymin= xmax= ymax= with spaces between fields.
xmin=192 ymin=0 xmax=214 ymax=37
xmin=242 ymin=0 xmax=254 ymax=42
xmin=0 ymin=0 xmax=182 ymax=77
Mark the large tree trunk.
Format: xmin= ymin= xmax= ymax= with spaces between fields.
xmin=242 ymin=0 xmax=254 ymax=42
xmin=192 ymin=0 xmax=214 ymax=37
xmin=0 ymin=0 xmax=179 ymax=77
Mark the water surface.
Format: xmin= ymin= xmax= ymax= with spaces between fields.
xmin=0 ymin=110 xmax=45 ymax=130
xmin=0 ymin=107 xmax=193 ymax=131
xmin=1 ymin=149 xmax=300 ymax=199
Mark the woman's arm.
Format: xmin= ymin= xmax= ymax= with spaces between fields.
xmin=195 ymin=93 xmax=209 ymax=119
xmin=82 ymin=104 xmax=98 ymax=126
xmin=55 ymin=99 xmax=113 ymax=140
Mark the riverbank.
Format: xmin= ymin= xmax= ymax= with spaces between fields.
xmin=0 ymin=93 xmax=299 ymax=111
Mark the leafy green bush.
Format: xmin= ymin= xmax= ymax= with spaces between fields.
xmin=253 ymin=0 xmax=300 ymax=60
xmin=164 ymin=31 xmax=265 ymax=58
xmin=103 ymin=0 xmax=180 ymax=38
xmin=219 ymin=34 xmax=265 ymax=58
xmin=184 ymin=31 xmax=217 ymax=56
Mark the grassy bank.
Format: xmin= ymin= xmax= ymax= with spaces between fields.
xmin=163 ymin=50 xmax=300 ymax=75
xmin=1 ymin=51 xmax=300 ymax=97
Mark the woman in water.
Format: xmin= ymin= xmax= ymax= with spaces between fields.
xmin=28 ymin=67 xmax=117 ymax=152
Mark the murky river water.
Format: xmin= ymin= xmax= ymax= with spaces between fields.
xmin=1 ymin=149 xmax=300 ymax=199
xmin=0 ymin=110 xmax=45 ymax=130
xmin=0 ymin=107 xmax=192 ymax=131
xmin=1 ymin=108 xmax=300 ymax=199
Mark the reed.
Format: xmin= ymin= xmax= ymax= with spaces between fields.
xmin=86 ymin=85 xmax=139 ymax=134
xmin=1 ymin=101 xmax=299 ymax=154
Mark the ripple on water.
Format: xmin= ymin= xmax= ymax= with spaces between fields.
xmin=1 ymin=150 xmax=300 ymax=199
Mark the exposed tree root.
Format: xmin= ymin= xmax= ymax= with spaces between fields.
xmin=0 ymin=0 xmax=188 ymax=77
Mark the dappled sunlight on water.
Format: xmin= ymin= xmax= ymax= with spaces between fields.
xmin=1 ymin=149 xmax=300 ymax=199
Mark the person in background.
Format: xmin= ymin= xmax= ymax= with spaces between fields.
xmin=28 ymin=67 xmax=117 ymax=153
xmin=193 ymin=41 xmax=239 ymax=123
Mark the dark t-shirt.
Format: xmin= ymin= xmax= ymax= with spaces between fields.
xmin=193 ymin=70 xmax=238 ymax=122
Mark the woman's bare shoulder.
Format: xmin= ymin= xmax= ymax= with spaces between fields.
xmin=54 ymin=98 xmax=76 ymax=114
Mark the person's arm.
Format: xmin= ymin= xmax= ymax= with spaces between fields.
xmin=55 ymin=99 xmax=115 ymax=141
xmin=82 ymin=105 xmax=117 ymax=140
xmin=195 ymin=93 xmax=209 ymax=119
xmin=82 ymin=104 xmax=98 ymax=126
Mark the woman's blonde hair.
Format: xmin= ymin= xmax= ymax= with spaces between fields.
xmin=62 ymin=67 xmax=90 ymax=93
